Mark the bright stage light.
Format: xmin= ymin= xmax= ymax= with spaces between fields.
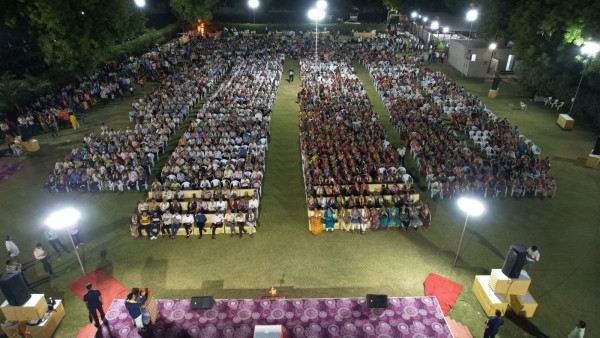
xmin=46 ymin=208 xmax=81 ymax=229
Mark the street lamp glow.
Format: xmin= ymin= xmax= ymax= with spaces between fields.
xmin=134 ymin=0 xmax=145 ymax=8
xmin=411 ymin=11 xmax=418 ymax=18
xmin=581 ymin=41 xmax=600 ymax=57
xmin=248 ymin=0 xmax=259 ymax=9
xmin=46 ymin=208 xmax=81 ymax=229
xmin=443 ymin=26 xmax=450 ymax=33
xmin=466 ymin=9 xmax=478 ymax=22
xmin=422 ymin=16 xmax=428 ymax=22
xmin=457 ymin=197 xmax=484 ymax=216
xmin=453 ymin=197 xmax=484 ymax=266
xmin=430 ymin=21 xmax=439 ymax=30
xmin=489 ymin=42 xmax=497 ymax=51
xmin=316 ymin=0 xmax=327 ymax=10
xmin=308 ymin=8 xmax=325 ymax=21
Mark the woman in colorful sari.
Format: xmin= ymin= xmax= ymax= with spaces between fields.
xmin=370 ymin=207 xmax=380 ymax=231
xmin=419 ymin=203 xmax=431 ymax=230
xmin=323 ymin=207 xmax=335 ymax=232
xmin=379 ymin=207 xmax=389 ymax=230
xmin=310 ymin=209 xmax=324 ymax=235
xmin=388 ymin=205 xmax=399 ymax=228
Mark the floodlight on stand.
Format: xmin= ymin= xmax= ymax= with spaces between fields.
xmin=489 ymin=42 xmax=497 ymax=50
xmin=422 ymin=16 xmax=428 ymax=22
xmin=466 ymin=9 xmax=478 ymax=22
xmin=570 ymin=41 xmax=600 ymax=114
xmin=248 ymin=0 xmax=259 ymax=23
xmin=134 ymin=0 xmax=145 ymax=8
xmin=45 ymin=208 xmax=86 ymax=275
xmin=443 ymin=27 xmax=449 ymax=33
xmin=430 ymin=21 xmax=439 ymax=30
xmin=316 ymin=0 xmax=327 ymax=10
xmin=411 ymin=11 xmax=418 ymax=19
xmin=453 ymin=198 xmax=484 ymax=266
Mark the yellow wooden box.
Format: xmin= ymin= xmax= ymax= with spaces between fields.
xmin=556 ymin=114 xmax=574 ymax=130
xmin=472 ymin=275 xmax=508 ymax=317
xmin=509 ymin=292 xmax=538 ymax=318
xmin=488 ymin=269 xmax=531 ymax=296
xmin=26 ymin=300 xmax=65 ymax=338
xmin=1 ymin=294 xmax=48 ymax=321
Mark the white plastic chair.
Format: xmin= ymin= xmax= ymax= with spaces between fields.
xmin=544 ymin=97 xmax=552 ymax=106
xmin=555 ymin=102 xmax=564 ymax=111
xmin=549 ymin=99 xmax=559 ymax=109
xmin=520 ymin=102 xmax=528 ymax=110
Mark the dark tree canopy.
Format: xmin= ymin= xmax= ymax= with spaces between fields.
xmin=170 ymin=0 xmax=222 ymax=22
xmin=3 ymin=0 xmax=146 ymax=73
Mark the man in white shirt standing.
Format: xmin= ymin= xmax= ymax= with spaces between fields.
xmin=525 ymin=245 xmax=540 ymax=272
xmin=5 ymin=235 xmax=20 ymax=263
xmin=34 ymin=243 xmax=53 ymax=276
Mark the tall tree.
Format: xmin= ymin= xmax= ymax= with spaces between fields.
xmin=4 ymin=0 xmax=146 ymax=73
xmin=170 ymin=0 xmax=222 ymax=22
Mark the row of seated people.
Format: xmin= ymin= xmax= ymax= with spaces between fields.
xmin=47 ymin=37 xmax=232 ymax=193
xmin=131 ymin=208 xmax=259 ymax=239
xmin=298 ymin=58 xmax=403 ymax=191
xmin=429 ymin=176 xmax=557 ymax=199
xmin=360 ymin=36 xmax=555 ymax=200
xmin=157 ymin=41 xmax=282 ymax=205
xmin=45 ymin=162 xmax=151 ymax=193
xmin=306 ymin=182 xmax=415 ymax=197
xmin=307 ymin=192 xmax=420 ymax=210
xmin=145 ymin=188 xmax=258 ymax=204
xmin=308 ymin=204 xmax=432 ymax=234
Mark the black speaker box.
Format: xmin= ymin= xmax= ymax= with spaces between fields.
xmin=491 ymin=77 xmax=501 ymax=90
xmin=592 ymin=136 xmax=600 ymax=155
xmin=191 ymin=296 xmax=215 ymax=310
xmin=366 ymin=294 xmax=388 ymax=308
xmin=501 ymin=244 xmax=527 ymax=278
xmin=0 ymin=271 xmax=31 ymax=306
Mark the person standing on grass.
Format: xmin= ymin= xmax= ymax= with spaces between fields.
xmin=5 ymin=235 xmax=20 ymax=263
xmin=33 ymin=244 xmax=53 ymax=276
xmin=568 ymin=320 xmax=586 ymax=338
xmin=288 ymin=69 xmax=294 ymax=82
xmin=194 ymin=211 xmax=207 ymax=239
xmin=84 ymin=283 xmax=105 ymax=328
xmin=125 ymin=290 xmax=146 ymax=332
xmin=69 ymin=224 xmax=83 ymax=248
xmin=525 ymin=246 xmax=540 ymax=271
xmin=483 ymin=310 xmax=504 ymax=338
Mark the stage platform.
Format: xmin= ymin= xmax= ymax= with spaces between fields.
xmin=98 ymin=296 xmax=452 ymax=337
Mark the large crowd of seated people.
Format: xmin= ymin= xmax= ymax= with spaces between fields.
xmin=143 ymin=36 xmax=283 ymax=238
xmin=297 ymin=39 xmax=430 ymax=234
xmin=360 ymin=34 xmax=556 ymax=200
xmin=44 ymin=37 xmax=231 ymax=193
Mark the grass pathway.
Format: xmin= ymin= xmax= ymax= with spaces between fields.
xmin=259 ymin=59 xmax=308 ymax=234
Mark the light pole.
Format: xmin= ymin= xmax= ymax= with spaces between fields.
xmin=411 ymin=11 xmax=418 ymax=35
xmin=463 ymin=9 xmax=478 ymax=76
xmin=307 ymin=2 xmax=326 ymax=63
xmin=248 ymin=0 xmax=259 ymax=24
xmin=46 ymin=208 xmax=86 ymax=275
xmin=453 ymin=198 xmax=484 ymax=267
xmin=429 ymin=21 xmax=439 ymax=44
xmin=570 ymin=41 xmax=600 ymax=114
xmin=487 ymin=42 xmax=497 ymax=74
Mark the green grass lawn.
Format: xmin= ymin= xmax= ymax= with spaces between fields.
xmin=0 ymin=59 xmax=598 ymax=337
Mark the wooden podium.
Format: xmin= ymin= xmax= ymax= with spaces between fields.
xmin=133 ymin=288 xmax=158 ymax=324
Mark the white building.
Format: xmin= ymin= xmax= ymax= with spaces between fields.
xmin=448 ymin=39 xmax=517 ymax=77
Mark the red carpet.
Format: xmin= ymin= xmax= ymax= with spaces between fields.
xmin=68 ymin=268 xmax=130 ymax=338
xmin=423 ymin=273 xmax=464 ymax=316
